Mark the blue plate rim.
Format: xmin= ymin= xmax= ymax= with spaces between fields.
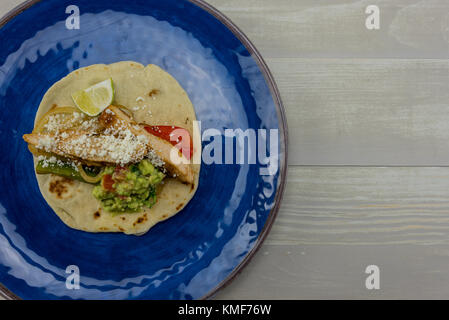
xmin=0 ymin=0 xmax=289 ymax=300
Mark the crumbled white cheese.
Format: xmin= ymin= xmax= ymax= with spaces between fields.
xmin=43 ymin=112 xmax=91 ymax=135
xmin=37 ymin=154 xmax=77 ymax=170
xmin=145 ymin=149 xmax=165 ymax=168
xmin=33 ymin=108 xmax=170 ymax=167
xmin=37 ymin=135 xmax=54 ymax=151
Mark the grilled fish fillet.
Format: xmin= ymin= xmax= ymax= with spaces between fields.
xmin=23 ymin=130 xmax=149 ymax=165
xmin=99 ymin=106 xmax=194 ymax=184
xmin=23 ymin=106 xmax=195 ymax=184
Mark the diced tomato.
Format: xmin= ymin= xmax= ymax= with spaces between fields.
xmin=113 ymin=165 xmax=128 ymax=181
xmin=114 ymin=165 xmax=127 ymax=173
xmin=144 ymin=125 xmax=193 ymax=160
xmin=102 ymin=174 xmax=115 ymax=191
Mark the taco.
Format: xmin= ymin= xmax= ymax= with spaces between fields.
xmin=22 ymin=61 xmax=200 ymax=235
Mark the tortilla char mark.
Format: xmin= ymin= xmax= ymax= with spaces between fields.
xmin=49 ymin=176 xmax=74 ymax=199
xmin=148 ymin=89 xmax=160 ymax=97
xmin=133 ymin=213 xmax=148 ymax=226
xmin=93 ymin=210 xmax=101 ymax=219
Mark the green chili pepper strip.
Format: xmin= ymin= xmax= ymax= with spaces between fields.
xmin=36 ymin=160 xmax=98 ymax=184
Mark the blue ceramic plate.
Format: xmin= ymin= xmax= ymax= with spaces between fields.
xmin=0 ymin=0 xmax=287 ymax=299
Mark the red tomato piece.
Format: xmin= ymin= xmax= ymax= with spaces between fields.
xmin=113 ymin=165 xmax=128 ymax=181
xmin=144 ymin=125 xmax=193 ymax=160
xmin=102 ymin=174 xmax=115 ymax=191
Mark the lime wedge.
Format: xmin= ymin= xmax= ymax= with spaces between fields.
xmin=71 ymin=78 xmax=114 ymax=116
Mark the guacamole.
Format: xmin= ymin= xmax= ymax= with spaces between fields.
xmin=92 ymin=159 xmax=165 ymax=213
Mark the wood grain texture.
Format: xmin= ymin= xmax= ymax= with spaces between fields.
xmin=215 ymin=167 xmax=449 ymax=299
xmin=268 ymin=166 xmax=449 ymax=246
xmin=206 ymin=0 xmax=449 ymax=165
xmin=208 ymin=0 xmax=449 ymax=59
xmin=269 ymin=58 xmax=449 ymax=165
xmin=0 ymin=0 xmax=20 ymax=17
xmin=215 ymin=244 xmax=449 ymax=299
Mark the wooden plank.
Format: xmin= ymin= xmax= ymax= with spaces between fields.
xmin=268 ymin=58 xmax=449 ymax=165
xmin=0 ymin=0 xmax=20 ymax=17
xmin=269 ymin=166 xmax=449 ymax=245
xmin=215 ymin=166 xmax=449 ymax=299
xmin=215 ymin=243 xmax=449 ymax=299
xmin=208 ymin=0 xmax=449 ymax=59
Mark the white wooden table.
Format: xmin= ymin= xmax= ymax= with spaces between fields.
xmin=3 ymin=0 xmax=449 ymax=299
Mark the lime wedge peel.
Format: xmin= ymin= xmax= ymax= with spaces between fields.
xmin=71 ymin=78 xmax=114 ymax=116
